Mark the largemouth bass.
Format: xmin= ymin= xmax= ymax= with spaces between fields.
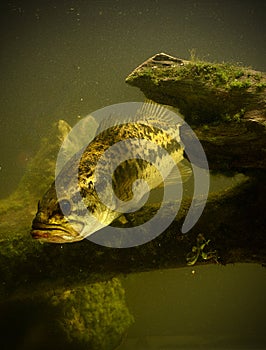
xmin=31 ymin=101 xmax=191 ymax=243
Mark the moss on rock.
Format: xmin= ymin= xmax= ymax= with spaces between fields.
xmin=50 ymin=278 xmax=134 ymax=349
xmin=126 ymin=53 xmax=266 ymax=126
xmin=0 ymin=278 xmax=133 ymax=350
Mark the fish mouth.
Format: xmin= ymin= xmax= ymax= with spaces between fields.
xmin=31 ymin=223 xmax=82 ymax=243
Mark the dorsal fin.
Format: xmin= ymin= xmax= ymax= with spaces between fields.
xmin=137 ymin=100 xmax=178 ymax=124
xmin=96 ymin=100 xmax=183 ymax=135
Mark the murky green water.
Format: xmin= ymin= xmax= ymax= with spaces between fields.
xmin=0 ymin=1 xmax=265 ymax=349
xmin=118 ymin=264 xmax=266 ymax=349
xmin=1 ymin=0 xmax=265 ymax=198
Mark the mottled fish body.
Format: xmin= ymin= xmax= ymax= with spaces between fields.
xmin=31 ymin=102 xmax=190 ymax=243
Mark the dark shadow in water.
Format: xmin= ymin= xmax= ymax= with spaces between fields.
xmin=0 ymin=299 xmax=75 ymax=350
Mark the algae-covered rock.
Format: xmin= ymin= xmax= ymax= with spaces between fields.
xmin=126 ymin=52 xmax=266 ymax=123
xmin=0 ymin=278 xmax=134 ymax=350
xmin=50 ymin=278 xmax=133 ymax=349
xmin=126 ymin=53 xmax=266 ymax=170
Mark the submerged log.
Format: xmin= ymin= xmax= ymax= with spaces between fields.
xmin=126 ymin=53 xmax=266 ymax=171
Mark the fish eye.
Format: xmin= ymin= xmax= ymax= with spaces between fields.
xmin=59 ymin=199 xmax=72 ymax=216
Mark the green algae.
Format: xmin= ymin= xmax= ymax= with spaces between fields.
xmin=0 ymin=277 xmax=134 ymax=350
xmin=128 ymin=60 xmax=265 ymax=92
xmin=126 ymin=57 xmax=266 ymax=126
xmin=50 ymin=278 xmax=134 ymax=349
